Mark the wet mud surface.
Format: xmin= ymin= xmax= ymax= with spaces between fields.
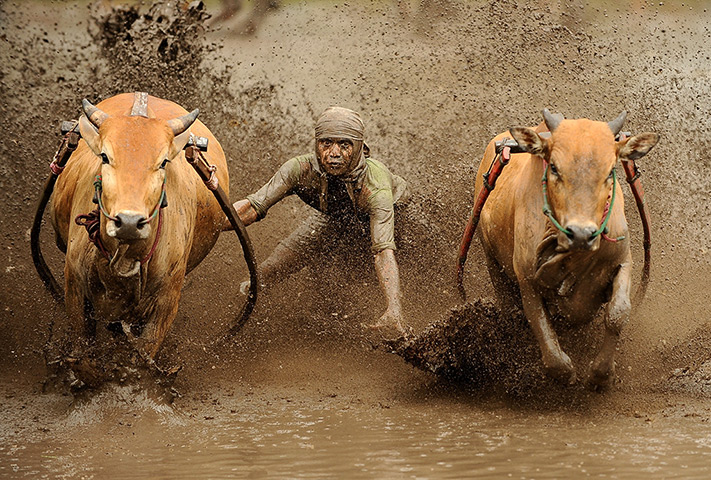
xmin=2 ymin=0 xmax=711 ymax=477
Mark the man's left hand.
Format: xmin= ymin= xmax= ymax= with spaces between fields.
xmin=366 ymin=308 xmax=412 ymax=339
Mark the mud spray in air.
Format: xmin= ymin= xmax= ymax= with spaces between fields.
xmin=2 ymin=0 xmax=711 ymax=477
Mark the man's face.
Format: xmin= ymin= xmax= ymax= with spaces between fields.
xmin=316 ymin=138 xmax=357 ymax=176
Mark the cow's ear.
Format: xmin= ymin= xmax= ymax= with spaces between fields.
xmin=170 ymin=128 xmax=192 ymax=158
xmin=79 ymin=115 xmax=102 ymax=156
xmin=509 ymin=127 xmax=550 ymax=158
xmin=618 ymin=132 xmax=660 ymax=161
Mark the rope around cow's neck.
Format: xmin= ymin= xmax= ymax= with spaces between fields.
xmin=93 ymin=174 xmax=166 ymax=223
xmin=541 ymin=160 xmax=624 ymax=243
xmin=83 ymin=173 xmax=167 ymax=265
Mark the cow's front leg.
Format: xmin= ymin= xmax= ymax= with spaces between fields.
xmin=520 ymin=282 xmax=576 ymax=383
xmin=590 ymin=259 xmax=631 ymax=388
xmin=138 ymin=273 xmax=185 ymax=359
xmin=60 ymin=269 xmax=92 ymax=357
xmin=55 ymin=272 xmax=105 ymax=389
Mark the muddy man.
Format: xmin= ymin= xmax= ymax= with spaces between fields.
xmin=225 ymin=107 xmax=409 ymax=338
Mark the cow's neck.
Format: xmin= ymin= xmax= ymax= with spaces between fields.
xmin=533 ymin=229 xmax=595 ymax=295
xmin=95 ymin=243 xmax=148 ymax=302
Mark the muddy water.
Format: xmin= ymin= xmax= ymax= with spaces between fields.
xmin=3 ymin=0 xmax=711 ymax=478
xmin=4 ymin=389 xmax=711 ymax=479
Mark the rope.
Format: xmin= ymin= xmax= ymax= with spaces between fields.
xmin=141 ymin=207 xmax=163 ymax=265
xmin=541 ymin=161 xmax=623 ymax=243
xmin=94 ymin=175 xmax=119 ymax=222
xmin=204 ymin=164 xmax=219 ymax=191
xmin=79 ymin=173 xmax=168 ymax=265
xmin=541 ymin=162 xmax=572 ymax=236
xmin=50 ymin=161 xmax=65 ymax=176
xmin=75 ymin=209 xmax=112 ymax=261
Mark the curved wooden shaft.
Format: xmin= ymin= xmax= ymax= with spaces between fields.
xmin=184 ymin=145 xmax=259 ymax=337
xmin=31 ymin=130 xmax=79 ymax=304
xmin=456 ymin=147 xmax=510 ymax=301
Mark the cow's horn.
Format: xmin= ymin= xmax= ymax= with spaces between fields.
xmin=166 ymin=109 xmax=200 ymax=136
xmin=608 ymin=110 xmax=627 ymax=135
xmin=82 ymin=99 xmax=109 ymax=129
xmin=543 ymin=108 xmax=564 ymax=132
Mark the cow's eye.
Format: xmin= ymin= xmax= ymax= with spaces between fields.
xmin=549 ymin=163 xmax=559 ymax=176
xmin=607 ymin=169 xmax=614 ymax=180
xmin=100 ymin=153 xmax=110 ymax=165
xmin=160 ymin=159 xmax=170 ymax=169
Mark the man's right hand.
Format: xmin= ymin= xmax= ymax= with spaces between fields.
xmin=223 ymin=199 xmax=259 ymax=231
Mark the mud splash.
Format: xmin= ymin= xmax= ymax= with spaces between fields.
xmin=4 ymin=0 xmax=711 ymax=477
xmin=385 ymin=298 xmax=610 ymax=397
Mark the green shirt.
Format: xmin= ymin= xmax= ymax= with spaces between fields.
xmin=247 ymin=154 xmax=407 ymax=253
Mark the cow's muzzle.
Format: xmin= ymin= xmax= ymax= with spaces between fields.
xmin=559 ymin=223 xmax=600 ymax=252
xmin=107 ymin=211 xmax=151 ymax=241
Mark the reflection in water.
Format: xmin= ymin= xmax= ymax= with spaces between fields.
xmin=4 ymin=398 xmax=711 ymax=479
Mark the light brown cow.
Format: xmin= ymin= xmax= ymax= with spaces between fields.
xmin=474 ymin=110 xmax=658 ymax=387
xmin=50 ymin=92 xmax=228 ymax=370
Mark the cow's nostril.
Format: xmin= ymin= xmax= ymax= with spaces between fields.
xmin=565 ymin=224 xmax=598 ymax=249
xmin=113 ymin=213 xmax=149 ymax=239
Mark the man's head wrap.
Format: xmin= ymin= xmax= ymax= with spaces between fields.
xmin=315 ymin=106 xmax=364 ymax=141
xmin=314 ymin=107 xmax=368 ymax=178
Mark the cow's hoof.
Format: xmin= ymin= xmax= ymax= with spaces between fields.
xmin=588 ymin=359 xmax=616 ymax=391
xmin=543 ymin=353 xmax=577 ymax=385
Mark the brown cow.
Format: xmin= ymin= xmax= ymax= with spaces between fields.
xmin=50 ymin=92 xmax=229 ymax=378
xmin=474 ymin=110 xmax=658 ymax=387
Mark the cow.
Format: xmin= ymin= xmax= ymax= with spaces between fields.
xmin=50 ymin=92 xmax=230 ymax=383
xmin=473 ymin=109 xmax=659 ymax=388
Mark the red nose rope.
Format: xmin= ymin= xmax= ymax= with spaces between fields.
xmin=75 ymin=174 xmax=167 ymax=266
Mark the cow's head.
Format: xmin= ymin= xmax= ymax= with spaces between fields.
xmin=78 ymin=95 xmax=198 ymax=243
xmin=510 ymin=109 xmax=659 ymax=252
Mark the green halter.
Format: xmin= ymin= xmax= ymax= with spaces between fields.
xmin=93 ymin=173 xmax=167 ymax=222
xmin=541 ymin=161 xmax=623 ymax=241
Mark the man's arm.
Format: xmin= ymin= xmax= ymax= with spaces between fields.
xmin=373 ymin=248 xmax=406 ymax=334
xmin=222 ymin=157 xmax=305 ymax=231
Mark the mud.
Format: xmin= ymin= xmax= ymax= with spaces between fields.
xmin=2 ymin=0 xmax=711 ymax=477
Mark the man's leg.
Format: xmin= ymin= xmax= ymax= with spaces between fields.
xmin=243 ymin=212 xmax=329 ymax=293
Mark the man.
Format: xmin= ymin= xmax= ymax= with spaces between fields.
xmin=227 ymin=107 xmax=408 ymax=337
